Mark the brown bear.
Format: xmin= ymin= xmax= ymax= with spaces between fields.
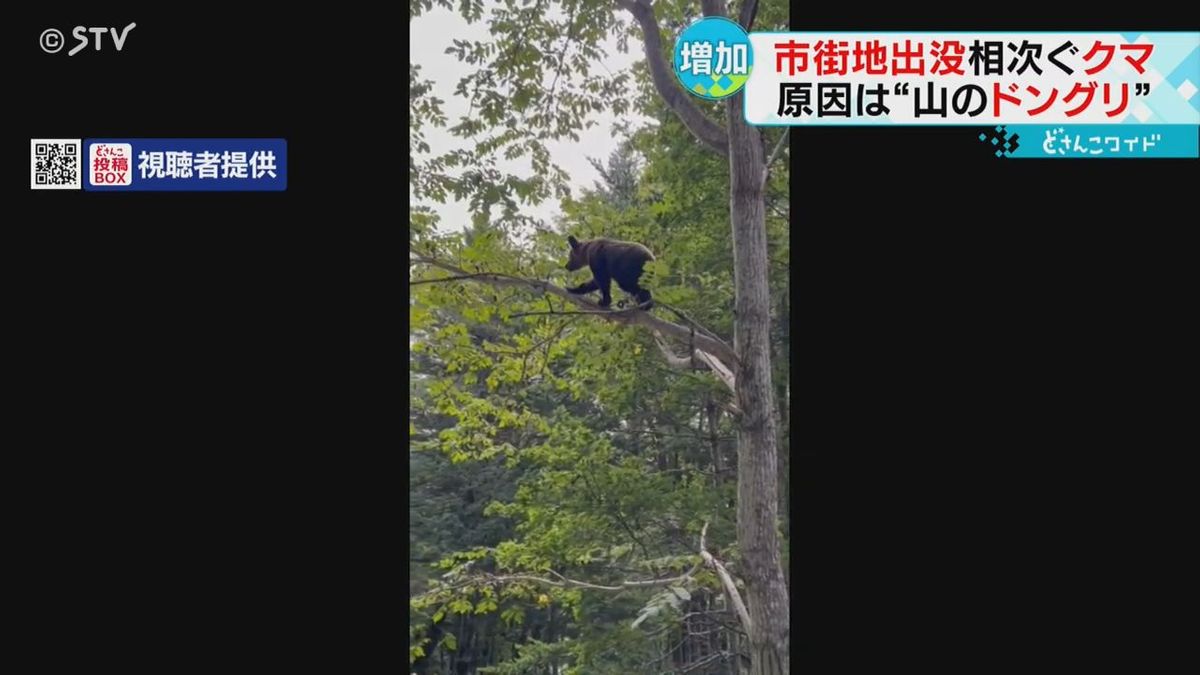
xmin=563 ymin=235 xmax=655 ymax=309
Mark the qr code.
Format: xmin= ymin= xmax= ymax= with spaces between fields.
xmin=30 ymin=139 xmax=82 ymax=190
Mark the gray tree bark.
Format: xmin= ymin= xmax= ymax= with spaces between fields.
xmin=618 ymin=1 xmax=790 ymax=670
xmin=726 ymin=90 xmax=789 ymax=674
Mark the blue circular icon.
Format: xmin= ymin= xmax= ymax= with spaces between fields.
xmin=673 ymin=17 xmax=753 ymax=100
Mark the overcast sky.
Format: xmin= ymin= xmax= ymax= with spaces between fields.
xmin=410 ymin=7 xmax=652 ymax=233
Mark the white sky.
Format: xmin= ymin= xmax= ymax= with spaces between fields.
xmin=410 ymin=8 xmax=652 ymax=233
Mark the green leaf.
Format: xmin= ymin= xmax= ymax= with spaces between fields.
xmin=609 ymin=543 xmax=633 ymax=560
xmin=500 ymin=607 xmax=525 ymax=627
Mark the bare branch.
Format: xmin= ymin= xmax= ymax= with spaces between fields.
xmin=766 ymin=199 xmax=789 ymax=221
xmin=654 ymin=330 xmax=702 ymax=370
xmin=417 ymin=564 xmax=702 ymax=600
xmin=654 ymin=330 xmax=738 ymax=396
xmin=410 ymin=272 xmax=498 ymax=285
xmin=615 ymin=0 xmax=729 ymax=156
xmin=699 ymin=521 xmax=752 ymax=635
xmin=681 ymin=650 xmax=736 ymax=672
xmin=609 ymin=428 xmax=735 ymax=440
xmin=656 ymin=300 xmax=725 ymax=344
xmin=717 ymin=399 xmax=743 ymax=417
xmin=761 ymin=128 xmax=789 ymax=188
xmin=541 ymin=4 xmax=579 ymax=121
xmin=513 ymin=302 xmax=656 ymax=319
xmin=411 ymin=253 xmax=739 ymax=369
xmin=509 ymin=309 xmax=606 ymax=318
xmin=695 ymin=348 xmax=737 ymax=394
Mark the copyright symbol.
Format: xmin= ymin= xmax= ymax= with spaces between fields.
xmin=40 ymin=28 xmax=63 ymax=54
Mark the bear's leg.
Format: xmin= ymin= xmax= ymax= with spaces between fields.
xmin=635 ymin=288 xmax=653 ymax=309
xmin=613 ymin=277 xmax=652 ymax=310
xmin=566 ymin=279 xmax=598 ymax=295
xmin=596 ymin=272 xmax=613 ymax=308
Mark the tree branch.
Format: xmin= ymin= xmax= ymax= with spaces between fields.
xmin=766 ymin=198 xmax=789 ymax=221
xmin=681 ymin=650 xmax=736 ymax=673
xmin=653 ymin=330 xmax=739 ymax=399
xmin=700 ymin=521 xmax=752 ymax=635
xmin=541 ymin=4 xmax=579 ymax=121
xmin=656 ymin=300 xmax=725 ymax=344
xmin=419 ymin=565 xmax=702 ymax=599
xmin=509 ymin=309 xmax=607 ymax=318
xmin=615 ymin=0 xmax=729 ymax=156
xmin=695 ymin=350 xmax=738 ymax=400
xmin=761 ymin=128 xmax=789 ymax=189
xmin=654 ymin=330 xmax=703 ymax=370
xmin=410 ymin=272 xmax=499 ymax=285
xmin=411 ymin=253 xmax=739 ymax=370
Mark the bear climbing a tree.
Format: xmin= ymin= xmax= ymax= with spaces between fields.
xmin=563 ymin=235 xmax=655 ymax=309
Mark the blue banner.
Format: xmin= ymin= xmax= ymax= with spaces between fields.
xmin=1004 ymin=125 xmax=1198 ymax=158
xmin=82 ymin=138 xmax=287 ymax=191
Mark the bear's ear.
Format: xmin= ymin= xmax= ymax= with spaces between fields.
xmin=567 ymin=235 xmax=579 ymax=249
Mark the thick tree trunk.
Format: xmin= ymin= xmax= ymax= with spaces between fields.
xmin=615 ymin=1 xmax=789 ymax=669
xmin=727 ymin=91 xmax=790 ymax=674
xmin=779 ymin=291 xmax=791 ymax=591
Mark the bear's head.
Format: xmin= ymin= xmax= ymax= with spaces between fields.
xmin=564 ymin=235 xmax=588 ymax=271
